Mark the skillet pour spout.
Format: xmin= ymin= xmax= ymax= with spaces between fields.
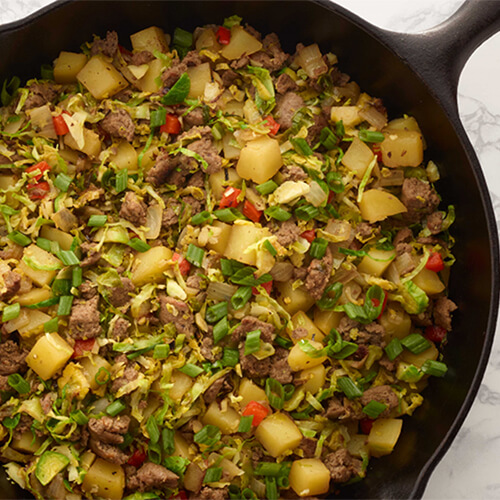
xmin=0 ymin=1 xmax=498 ymax=499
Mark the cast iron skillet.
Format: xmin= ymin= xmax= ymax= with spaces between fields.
xmin=0 ymin=1 xmax=499 ymax=498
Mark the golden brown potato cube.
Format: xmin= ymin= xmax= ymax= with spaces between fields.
xmin=298 ymin=364 xmax=326 ymax=395
xmin=380 ymin=130 xmax=424 ymax=168
xmin=26 ymin=333 xmax=73 ymax=380
xmin=236 ymin=135 xmax=282 ymax=184
xmin=202 ymin=400 xmax=240 ymax=434
xmin=223 ymin=222 xmax=269 ymax=266
xmin=359 ymin=189 xmax=407 ymax=223
xmin=221 ymin=26 xmax=262 ymax=60
xmin=109 ymin=140 xmax=138 ymax=172
xmin=136 ymin=58 xmax=164 ymax=93
xmin=174 ymin=431 xmax=194 ymax=459
xmin=342 ymin=137 xmax=375 ymax=178
xmin=130 ymin=245 xmax=172 ymax=286
xmin=313 ymin=308 xmax=343 ymax=334
xmin=187 ymin=62 xmax=212 ymax=99
xmin=206 ymin=221 xmax=232 ymax=255
xmin=82 ymin=458 xmax=124 ymax=500
xmin=287 ymin=340 xmax=327 ymax=372
xmin=238 ymin=378 xmax=268 ymax=408
xmin=276 ymin=281 xmax=315 ymax=315
xmin=412 ymin=268 xmax=445 ymax=295
xmin=169 ymin=370 xmax=193 ymax=401
xmin=367 ymin=418 xmax=403 ymax=457
xmin=330 ymin=106 xmax=362 ymax=128
xmin=11 ymin=431 xmax=43 ymax=453
xmin=379 ymin=304 xmax=412 ymax=340
xmin=58 ymin=362 xmax=91 ymax=400
xmin=208 ymin=168 xmax=241 ymax=201
xmin=357 ymin=248 xmax=396 ymax=277
xmin=80 ymin=355 xmax=112 ymax=392
xmin=17 ymin=287 xmax=52 ymax=307
xmin=130 ymin=26 xmax=169 ymax=53
xmin=54 ymin=51 xmax=88 ymax=84
xmin=287 ymin=311 xmax=325 ymax=344
xmin=40 ymin=226 xmax=74 ymax=250
xmin=195 ymin=28 xmax=221 ymax=52
xmin=77 ymin=55 xmax=128 ymax=100
xmin=401 ymin=340 xmax=438 ymax=368
xmin=289 ymin=458 xmax=331 ymax=497
xmin=17 ymin=309 xmax=51 ymax=338
xmin=19 ymin=244 xmax=61 ymax=287
xmin=255 ymin=412 xmax=303 ymax=457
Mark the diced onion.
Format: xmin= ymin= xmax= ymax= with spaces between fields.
xmin=341 ymin=281 xmax=362 ymax=305
xmin=379 ymin=169 xmax=404 ymax=187
xmin=323 ymin=220 xmax=353 ymax=243
xmin=207 ymin=281 xmax=238 ymax=301
xmin=270 ymin=262 xmax=294 ymax=282
xmin=304 ymin=181 xmax=328 ymax=207
xmin=296 ymin=43 xmax=328 ymax=78
xmin=27 ymin=105 xmax=57 ymax=139
xmin=145 ymin=204 xmax=162 ymax=240
xmin=394 ymin=252 xmax=416 ymax=276
xmin=358 ymin=104 xmax=387 ymax=130
xmin=332 ymin=268 xmax=358 ymax=284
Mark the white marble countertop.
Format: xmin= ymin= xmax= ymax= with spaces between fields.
xmin=0 ymin=1 xmax=499 ymax=498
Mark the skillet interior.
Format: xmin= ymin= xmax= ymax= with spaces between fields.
xmin=0 ymin=1 xmax=497 ymax=498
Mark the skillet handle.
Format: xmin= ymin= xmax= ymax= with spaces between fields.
xmin=375 ymin=0 xmax=500 ymax=115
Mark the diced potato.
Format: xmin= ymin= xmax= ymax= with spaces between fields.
xmin=64 ymin=127 xmax=102 ymax=159
xmin=206 ymin=221 xmax=232 ymax=255
xmin=298 ymin=364 xmax=326 ymax=395
xmin=54 ymin=51 xmax=88 ymax=84
xmin=11 ymin=431 xmax=43 ymax=453
xmin=26 ymin=333 xmax=73 ymax=381
xmin=184 ymin=462 xmax=205 ymax=493
xmin=169 ymin=370 xmax=193 ymax=401
xmin=135 ymin=58 xmax=164 ymax=93
xmin=80 ymin=355 xmax=112 ymax=392
xmin=174 ymin=431 xmax=194 ymax=459
xmin=0 ymin=175 xmax=16 ymax=190
xmin=347 ymin=434 xmax=369 ymax=459
xmin=40 ymin=226 xmax=74 ymax=251
xmin=221 ymin=26 xmax=262 ymax=60
xmin=380 ymin=130 xmax=424 ymax=168
xmin=187 ymin=63 xmax=212 ymax=99
xmin=17 ymin=287 xmax=52 ymax=307
xmin=223 ymin=222 xmax=269 ymax=266
xmin=412 ymin=268 xmax=445 ymax=295
xmin=222 ymin=133 xmax=242 ymax=159
xmin=385 ymin=116 xmax=421 ymax=133
xmin=379 ymin=303 xmax=411 ymax=340
xmin=367 ymin=418 xmax=403 ymax=457
xmin=313 ymin=308 xmax=342 ymax=334
xmin=359 ymin=189 xmax=407 ymax=223
xmin=3 ymin=308 xmax=29 ymax=334
xmin=202 ymin=400 xmax=240 ymax=435
xmin=287 ymin=311 xmax=325 ymax=344
xmin=17 ymin=309 xmax=51 ymax=338
xmin=130 ymin=26 xmax=169 ymax=53
xmin=289 ymin=458 xmax=330 ymax=497
xmin=330 ymin=106 xmax=362 ymax=127
xmin=19 ymin=244 xmax=61 ymax=287
xmin=238 ymin=378 xmax=268 ymax=408
xmin=255 ymin=412 xmax=303 ymax=457
xmin=195 ymin=28 xmax=221 ymax=52
xmin=287 ymin=340 xmax=327 ymax=372
xmin=236 ymin=135 xmax=282 ymax=184
xmin=130 ymin=245 xmax=172 ymax=286
xmin=342 ymin=137 xmax=375 ymax=178
xmin=109 ymin=140 xmax=138 ymax=172
xmin=276 ymin=281 xmax=315 ymax=315
xmin=401 ymin=340 xmax=438 ymax=368
xmin=77 ymin=55 xmax=128 ymax=100
xmin=82 ymin=458 xmax=124 ymax=500
xmin=208 ymin=168 xmax=241 ymax=202
xmin=357 ymin=248 xmax=396 ymax=277
xmin=58 ymin=362 xmax=90 ymax=400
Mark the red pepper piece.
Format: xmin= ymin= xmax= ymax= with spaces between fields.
xmin=72 ymin=338 xmax=96 ymax=359
xmin=160 ymin=113 xmax=182 ymax=135
xmin=172 ymin=491 xmax=188 ymax=500
xmin=127 ymin=449 xmax=147 ymax=467
xmin=242 ymin=200 xmax=262 ymax=223
xmin=216 ymin=26 xmax=231 ymax=45
xmin=360 ymin=418 xmax=374 ymax=435
xmin=118 ymin=44 xmax=132 ymax=57
xmin=372 ymin=144 xmax=383 ymax=163
xmin=371 ymin=290 xmax=388 ymax=319
xmin=27 ymin=181 xmax=50 ymax=200
xmin=264 ymin=115 xmax=280 ymax=135
xmin=242 ymin=400 xmax=269 ymax=427
xmin=52 ymin=114 xmax=70 ymax=135
xmin=172 ymin=252 xmax=191 ymax=276
xmin=327 ymin=190 xmax=335 ymax=204
xmin=300 ymin=230 xmax=316 ymax=243
xmin=425 ymin=252 xmax=444 ymax=272
xmin=219 ymin=187 xmax=242 ymax=209
xmin=425 ymin=325 xmax=447 ymax=343
xmin=252 ymin=279 xmax=273 ymax=296
xmin=26 ymin=161 xmax=51 ymax=182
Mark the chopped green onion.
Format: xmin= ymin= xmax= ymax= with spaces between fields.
xmin=231 ymin=286 xmax=252 ymax=310
xmin=242 ymin=488 xmax=258 ymax=500
xmin=206 ymin=302 xmax=228 ymax=324
xmin=238 ymin=415 xmax=253 ymax=433
xmin=359 ymin=129 xmax=385 ymax=143
xmin=317 ymin=282 xmax=343 ymax=311
xmin=115 ymin=169 xmax=128 ymax=193
xmin=213 ymin=207 xmax=245 ymax=222
xmin=128 ymin=238 xmax=151 ymax=253
xmin=162 ymin=427 xmax=175 ymax=455
xmin=254 ymin=462 xmax=283 ymax=476
xmin=264 ymin=206 xmax=291 ymax=221
xmin=362 ymin=400 xmax=388 ymax=418
xmin=161 ymin=72 xmax=191 ymax=106
xmin=2 ymin=413 xmax=20 ymax=430
xmin=275 ymin=335 xmax=293 ymax=349
xmin=150 ymin=107 xmax=167 ymax=128
xmin=95 ymin=367 xmax=110 ymax=385
xmin=256 ymin=180 xmax=278 ymax=195
xmin=36 ymin=237 xmax=52 ymax=252
xmin=191 ymin=211 xmax=213 ymax=225
xmin=153 ymin=344 xmax=170 ymax=359
xmin=265 ymin=477 xmax=278 ymax=500
xmin=284 ymin=384 xmax=295 ymax=400
xmin=2 ymin=303 xmax=20 ymax=322
xmin=421 ymin=359 xmax=448 ymax=377
xmin=178 ymin=363 xmax=204 ymax=377
xmin=72 ymin=267 xmax=83 ymax=288
xmin=58 ymin=250 xmax=80 ymax=266
xmin=265 ymin=378 xmax=285 ymax=410
xmin=88 ymin=215 xmax=107 ymax=227
xmin=54 ymin=173 xmax=73 ymax=192
xmin=291 ymin=137 xmax=313 ymax=156
xmin=401 ymin=333 xmax=431 ymax=354
xmin=57 ymin=295 xmax=73 ymax=316
xmin=263 ymin=240 xmax=277 ymax=257
xmin=50 ymin=241 xmax=61 ymax=255
xmin=385 ymin=338 xmax=403 ymax=361
xmin=335 ymin=120 xmax=345 ymax=138
xmin=44 ymin=317 xmax=59 ymax=333
xmin=320 ymin=127 xmax=337 ymax=149
xmin=71 ymin=410 xmax=89 ymax=425
xmin=40 ymin=63 xmax=54 ymax=80
xmin=223 ymin=14 xmax=242 ymax=28
xmin=106 ymin=399 xmax=126 ymax=416
xmin=244 ymin=329 xmax=261 ymax=356
xmin=220 ymin=258 xmax=242 ymax=277
xmin=8 ymin=230 xmax=31 ymax=247
xmin=326 ymin=171 xmax=345 ymax=193
xmin=194 ymin=424 xmax=221 ymax=447
xmin=295 ymin=204 xmax=319 ymax=221
xmin=337 ymin=377 xmax=363 ymax=399
xmin=173 ymin=27 xmax=193 ymax=48
xmin=310 ymin=237 xmax=328 ymax=259
xmin=7 ymin=373 xmax=30 ymax=394
xmin=52 ymin=278 xmax=71 ymax=296
xmin=185 ymin=244 xmax=205 ymax=267
xmin=203 ymin=467 xmax=222 ymax=484
xmin=27 ymin=296 xmax=59 ymax=309
xmin=222 ymin=347 xmax=239 ymax=367
xmin=213 ymin=316 xmax=229 ymax=344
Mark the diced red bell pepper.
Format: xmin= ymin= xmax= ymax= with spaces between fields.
xmin=264 ymin=115 xmax=280 ymax=136
xmin=242 ymin=200 xmax=262 ymax=223
xmin=172 ymin=252 xmax=191 ymax=276
xmin=425 ymin=252 xmax=444 ymax=273
xmin=425 ymin=325 xmax=447 ymax=343
xmin=52 ymin=114 xmax=70 ymax=135
xmin=127 ymin=449 xmax=147 ymax=467
xmin=372 ymin=144 xmax=383 ymax=163
xmin=216 ymin=26 xmax=231 ymax=45
xmin=242 ymin=400 xmax=269 ymax=427
xmin=219 ymin=187 xmax=242 ymax=209
xmin=27 ymin=181 xmax=50 ymax=200
xmin=327 ymin=190 xmax=335 ymax=204
xmin=252 ymin=279 xmax=273 ymax=296
xmin=26 ymin=161 xmax=51 ymax=182
xmin=300 ymin=230 xmax=316 ymax=243
xmin=360 ymin=418 xmax=374 ymax=435
xmin=160 ymin=114 xmax=182 ymax=135
xmin=72 ymin=338 xmax=96 ymax=359
xmin=172 ymin=491 xmax=188 ymax=500
xmin=118 ymin=44 xmax=132 ymax=57
xmin=371 ymin=290 xmax=388 ymax=319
